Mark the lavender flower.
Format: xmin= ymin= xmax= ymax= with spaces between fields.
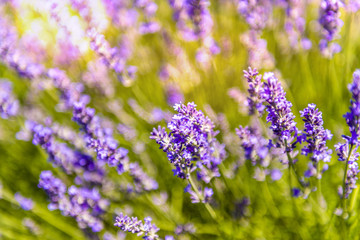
xmin=151 ymin=102 xmax=225 ymax=182
xmin=237 ymin=0 xmax=272 ymax=31
xmin=299 ymin=104 xmax=332 ymax=178
xmin=344 ymin=70 xmax=360 ymax=145
xmin=236 ymin=125 xmax=268 ymax=166
xmin=114 ymin=213 xmax=160 ymax=240
xmin=336 ymin=70 xmax=360 ymax=199
xmin=185 ymin=184 xmax=213 ymax=203
xmin=39 ymin=171 xmax=108 ymax=232
xmin=261 ymin=72 xmax=297 ymax=150
xmin=347 ymin=0 xmax=360 ymax=12
xmin=72 ymin=101 xmax=158 ymax=192
xmin=240 ymin=31 xmax=275 ymax=69
xmin=243 ymin=67 xmax=265 ymax=115
xmin=87 ymin=28 xmax=137 ymax=86
xmin=169 ymin=0 xmax=220 ymax=64
xmin=0 ymin=80 xmax=19 ymax=119
xmin=283 ymin=0 xmax=312 ymax=51
xmin=14 ymin=193 xmax=34 ymax=211
xmin=336 ymin=142 xmax=360 ymax=198
xmin=38 ymin=171 xmax=67 ymax=210
xmin=318 ymin=0 xmax=343 ymax=57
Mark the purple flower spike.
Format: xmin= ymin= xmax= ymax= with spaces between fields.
xmin=14 ymin=193 xmax=34 ymax=211
xmin=0 ymin=80 xmax=19 ymax=119
xmin=261 ymin=72 xmax=297 ymax=150
xmin=115 ymin=213 xmax=159 ymax=240
xmin=318 ymin=0 xmax=343 ymax=57
xmin=243 ymin=67 xmax=265 ymax=115
xmin=151 ymin=102 xmax=226 ymax=182
xmin=300 ymin=104 xmax=332 ymax=178
xmin=344 ymin=70 xmax=360 ymax=145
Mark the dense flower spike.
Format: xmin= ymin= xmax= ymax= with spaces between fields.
xmin=0 ymin=80 xmax=19 ymax=118
xmin=300 ymin=104 xmax=332 ymax=178
xmin=87 ymin=28 xmax=137 ymax=86
xmin=237 ymin=0 xmax=272 ymax=31
xmin=283 ymin=0 xmax=312 ymax=51
xmin=14 ymin=193 xmax=34 ymax=211
xmin=336 ymin=70 xmax=360 ymax=199
xmin=261 ymin=72 xmax=297 ymax=150
xmin=344 ymin=70 xmax=360 ymax=145
xmin=151 ymin=102 xmax=225 ymax=181
xmin=38 ymin=171 xmax=67 ymax=210
xmin=243 ymin=67 xmax=265 ymax=115
xmin=38 ymin=171 xmax=108 ymax=232
xmin=114 ymin=213 xmax=160 ymax=240
xmin=318 ymin=0 xmax=343 ymax=57
xmin=169 ymin=0 xmax=220 ymax=64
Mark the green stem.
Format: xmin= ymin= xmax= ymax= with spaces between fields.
xmin=187 ymin=171 xmax=217 ymax=220
xmin=342 ymin=144 xmax=354 ymax=212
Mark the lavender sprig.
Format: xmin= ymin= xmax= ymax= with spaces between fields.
xmin=14 ymin=193 xmax=34 ymax=211
xmin=336 ymin=70 xmax=360 ymax=201
xmin=151 ymin=102 xmax=225 ymax=183
xmin=114 ymin=213 xmax=160 ymax=240
xmin=39 ymin=171 xmax=108 ymax=232
xmin=318 ymin=0 xmax=343 ymax=57
xmin=0 ymin=80 xmax=19 ymax=119
xmin=243 ymin=67 xmax=265 ymax=115
xmin=261 ymin=72 xmax=297 ymax=151
xmin=299 ymin=104 xmax=332 ymax=179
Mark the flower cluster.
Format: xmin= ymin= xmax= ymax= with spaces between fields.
xmin=30 ymin=122 xmax=105 ymax=183
xmin=87 ymin=28 xmax=137 ymax=86
xmin=318 ymin=0 xmax=343 ymax=57
xmin=336 ymin=70 xmax=360 ymax=199
xmin=261 ymin=72 xmax=297 ymax=150
xmin=169 ymin=0 xmax=220 ymax=64
xmin=14 ymin=193 xmax=34 ymax=211
xmin=243 ymin=67 xmax=265 ymax=115
xmin=151 ymin=102 xmax=225 ymax=181
xmin=38 ymin=171 xmax=108 ymax=232
xmin=283 ymin=0 xmax=312 ymax=51
xmin=299 ymin=104 xmax=332 ymax=178
xmin=151 ymin=102 xmax=225 ymax=203
xmin=0 ymin=80 xmax=19 ymax=119
xmin=114 ymin=213 xmax=159 ymax=240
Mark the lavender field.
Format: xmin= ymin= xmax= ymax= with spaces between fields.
xmin=1 ymin=0 xmax=360 ymax=239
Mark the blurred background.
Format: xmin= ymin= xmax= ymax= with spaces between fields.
xmin=0 ymin=0 xmax=360 ymax=239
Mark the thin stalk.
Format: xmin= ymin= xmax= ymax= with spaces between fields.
xmin=187 ymin=171 xmax=217 ymax=220
xmin=342 ymin=144 xmax=354 ymax=211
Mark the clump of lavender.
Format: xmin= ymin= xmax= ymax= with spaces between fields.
xmin=114 ymin=213 xmax=159 ymax=240
xmin=38 ymin=171 xmax=108 ymax=232
xmin=135 ymin=0 xmax=161 ymax=34
xmin=151 ymin=102 xmax=225 ymax=203
xmin=237 ymin=1 xmax=275 ymax=68
xmin=299 ymin=104 xmax=332 ymax=178
xmin=169 ymin=0 xmax=220 ymax=64
xmin=87 ymin=28 xmax=137 ymax=86
xmin=318 ymin=0 xmax=343 ymax=57
xmin=38 ymin=171 xmax=67 ymax=211
xmin=243 ymin=67 xmax=265 ymax=115
xmin=261 ymin=72 xmax=297 ymax=151
xmin=240 ymin=31 xmax=275 ymax=69
xmin=14 ymin=193 xmax=34 ymax=211
xmin=0 ymin=80 xmax=19 ymax=119
xmin=72 ymin=101 xmax=158 ymax=192
xmin=283 ymin=0 xmax=312 ymax=51
xmin=151 ymin=102 xmax=225 ymax=181
xmin=336 ymin=70 xmax=360 ymax=199
xmin=30 ymin=122 xmax=105 ymax=183
xmin=237 ymin=0 xmax=272 ymax=31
